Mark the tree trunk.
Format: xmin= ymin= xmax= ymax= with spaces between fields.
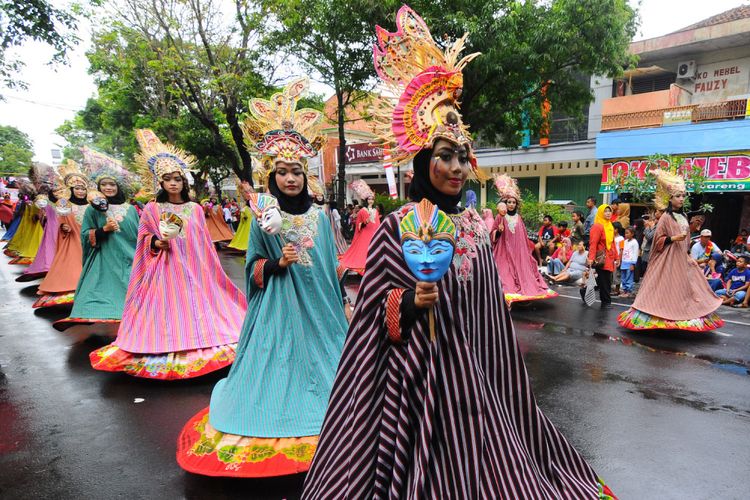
xmin=336 ymin=89 xmax=347 ymax=210
xmin=225 ymin=103 xmax=254 ymax=184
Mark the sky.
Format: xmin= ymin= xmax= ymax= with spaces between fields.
xmin=0 ymin=0 xmax=747 ymax=165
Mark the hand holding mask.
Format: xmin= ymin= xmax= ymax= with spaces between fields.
xmin=159 ymin=212 xmax=184 ymax=240
xmin=399 ymin=199 xmax=456 ymax=341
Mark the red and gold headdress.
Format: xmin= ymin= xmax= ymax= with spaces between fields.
xmin=653 ymin=169 xmax=686 ymax=211
xmin=241 ymin=77 xmax=325 ymax=187
xmin=54 ymin=159 xmax=92 ymax=200
xmin=371 ymin=5 xmax=484 ymax=179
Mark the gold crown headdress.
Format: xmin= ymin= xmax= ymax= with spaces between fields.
xmin=54 ymin=159 xmax=91 ymax=200
xmin=134 ymin=129 xmax=196 ymax=198
xmin=653 ymin=169 xmax=686 ymax=211
xmin=241 ymin=77 xmax=325 ymax=187
xmin=370 ymin=5 xmax=484 ymax=180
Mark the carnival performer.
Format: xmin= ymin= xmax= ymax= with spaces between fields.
xmin=481 ymin=206 xmax=495 ymax=232
xmin=327 ymin=200 xmax=348 ymax=255
xmin=4 ymin=182 xmax=43 ymax=264
xmin=618 ymin=170 xmax=723 ymax=332
xmin=303 ymin=7 xmax=616 ymax=499
xmin=203 ymin=197 xmax=234 ymax=244
xmin=54 ymin=149 xmax=140 ymax=332
xmin=177 ymin=77 xmax=348 ymax=477
xmin=89 ymin=129 xmax=245 ymax=379
xmin=227 ymin=177 xmax=253 ymax=253
xmin=0 ymin=193 xmax=14 ymax=230
xmin=33 ymin=161 xmax=90 ymax=308
xmin=17 ymin=164 xmax=59 ymax=280
xmin=1 ymin=196 xmax=24 ymax=242
xmin=491 ymin=173 xmax=557 ymax=303
xmin=338 ymin=179 xmax=380 ymax=274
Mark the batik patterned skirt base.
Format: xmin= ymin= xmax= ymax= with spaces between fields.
xmin=177 ymin=407 xmax=316 ymax=477
xmin=89 ymin=343 xmax=236 ymax=380
xmin=505 ymin=288 xmax=559 ymax=304
xmin=33 ymin=291 xmax=75 ymax=309
xmin=618 ymin=308 xmax=724 ymax=332
xmin=8 ymin=256 xmax=32 ymax=265
xmin=53 ymin=317 xmax=120 ymax=332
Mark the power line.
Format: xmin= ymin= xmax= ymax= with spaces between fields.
xmin=0 ymin=94 xmax=83 ymax=112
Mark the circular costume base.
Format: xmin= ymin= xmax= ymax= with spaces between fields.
xmin=53 ymin=317 xmax=120 ymax=332
xmin=33 ymin=291 xmax=75 ymax=309
xmin=8 ymin=256 xmax=33 ymax=265
xmin=3 ymin=248 xmax=19 ymax=257
xmin=16 ymin=270 xmax=47 ymax=282
xmin=505 ymin=289 xmax=559 ymax=304
xmin=90 ymin=344 xmax=236 ymax=380
xmin=617 ymin=308 xmax=724 ymax=333
xmin=177 ymin=407 xmax=317 ymax=478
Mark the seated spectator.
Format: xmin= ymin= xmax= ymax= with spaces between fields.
xmin=690 ymin=229 xmax=723 ymax=277
xmin=716 ymin=255 xmax=750 ymax=307
xmin=548 ymin=241 xmax=588 ymax=284
xmin=534 ymin=214 xmax=558 ymax=265
xmin=545 ymin=237 xmax=572 ymax=276
xmin=557 ymin=220 xmax=571 ymax=239
xmin=730 ymin=229 xmax=749 ymax=253
xmin=570 ymin=210 xmax=585 ymax=245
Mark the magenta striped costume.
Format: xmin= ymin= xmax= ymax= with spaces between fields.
xmin=303 ymin=206 xmax=614 ymax=499
xmin=90 ymin=201 xmax=246 ymax=379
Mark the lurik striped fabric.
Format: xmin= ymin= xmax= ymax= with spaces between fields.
xmin=619 ymin=211 xmax=722 ymax=330
xmin=303 ymin=207 xmax=612 ymax=499
xmin=113 ymin=201 xmax=245 ymax=353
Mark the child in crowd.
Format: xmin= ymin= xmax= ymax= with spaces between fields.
xmin=570 ymin=210 xmax=585 ymax=245
xmin=716 ymin=255 xmax=750 ymax=307
xmin=612 ymin=221 xmax=625 ymax=296
xmin=619 ymin=226 xmax=639 ymax=298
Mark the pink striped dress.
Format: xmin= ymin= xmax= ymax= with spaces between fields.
xmin=90 ymin=201 xmax=247 ymax=379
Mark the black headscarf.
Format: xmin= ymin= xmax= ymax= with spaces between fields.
xmin=69 ymin=186 xmax=88 ymax=206
xmin=408 ymin=148 xmax=462 ymax=214
xmin=268 ymin=169 xmax=312 ymax=215
xmin=98 ymin=178 xmax=126 ymax=205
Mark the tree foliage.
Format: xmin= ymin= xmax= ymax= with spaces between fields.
xmin=0 ymin=0 xmax=86 ymax=90
xmin=0 ymin=124 xmax=33 ymax=174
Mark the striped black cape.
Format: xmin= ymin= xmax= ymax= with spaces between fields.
xmin=303 ymin=207 xmax=610 ymax=499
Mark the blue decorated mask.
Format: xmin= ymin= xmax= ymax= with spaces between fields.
xmin=399 ymin=199 xmax=456 ymax=283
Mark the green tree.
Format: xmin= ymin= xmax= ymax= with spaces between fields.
xmin=0 ymin=125 xmax=33 ymax=174
xmin=109 ymin=0 xmax=272 ymax=182
xmin=262 ymin=0 xmax=392 ymax=207
xmin=0 ymin=0 xmax=87 ymax=91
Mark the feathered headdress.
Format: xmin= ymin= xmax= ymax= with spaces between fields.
xmin=370 ymin=5 xmax=484 ymax=180
xmin=400 ymin=198 xmax=456 ymax=245
xmin=350 ymin=179 xmax=374 ymax=201
xmin=81 ymin=146 xmax=140 ymax=198
xmin=53 ymin=159 xmax=91 ymax=200
xmin=308 ymin=175 xmax=325 ymax=198
xmin=29 ymin=163 xmax=57 ymax=194
xmin=653 ymin=169 xmax=686 ymax=211
xmin=134 ymin=129 xmax=196 ymax=198
xmin=241 ymin=77 xmax=325 ymax=187
xmin=493 ymin=173 xmax=521 ymax=201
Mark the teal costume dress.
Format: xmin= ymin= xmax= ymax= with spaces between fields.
xmin=176 ymin=206 xmax=348 ymax=477
xmin=54 ymin=203 xmax=139 ymax=330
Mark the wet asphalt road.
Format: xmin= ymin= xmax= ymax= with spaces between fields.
xmin=1 ymin=250 xmax=749 ymax=500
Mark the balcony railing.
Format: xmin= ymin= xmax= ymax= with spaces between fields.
xmin=601 ymin=98 xmax=748 ymax=131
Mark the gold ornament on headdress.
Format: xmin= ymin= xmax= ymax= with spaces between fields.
xmin=370 ymin=5 xmax=485 ymax=180
xmin=652 ymin=169 xmax=686 ymax=211
xmin=241 ymin=77 xmax=325 ymax=188
xmin=54 ymin=159 xmax=91 ymax=200
xmin=134 ymin=129 xmax=196 ymax=198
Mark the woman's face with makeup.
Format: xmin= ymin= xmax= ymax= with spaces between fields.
xmin=429 ymin=139 xmax=470 ymax=197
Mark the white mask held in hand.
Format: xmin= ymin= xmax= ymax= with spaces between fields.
xmin=247 ymin=193 xmax=282 ymax=235
xmin=159 ymin=212 xmax=184 ymax=240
